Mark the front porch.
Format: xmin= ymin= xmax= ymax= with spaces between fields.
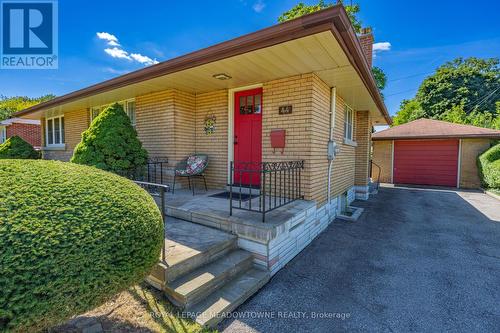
xmin=165 ymin=188 xmax=321 ymax=271
xmin=146 ymin=187 xmax=338 ymax=327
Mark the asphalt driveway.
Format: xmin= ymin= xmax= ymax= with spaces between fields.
xmin=220 ymin=185 xmax=500 ymax=332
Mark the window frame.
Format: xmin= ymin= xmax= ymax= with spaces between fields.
xmin=343 ymin=104 xmax=354 ymax=142
xmin=45 ymin=115 xmax=65 ymax=147
xmin=0 ymin=126 xmax=6 ymax=143
xmin=90 ymin=98 xmax=136 ymax=127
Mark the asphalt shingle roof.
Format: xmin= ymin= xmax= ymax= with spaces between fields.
xmin=372 ymin=118 xmax=500 ymax=140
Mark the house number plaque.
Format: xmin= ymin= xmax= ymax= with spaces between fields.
xmin=279 ymin=105 xmax=292 ymax=115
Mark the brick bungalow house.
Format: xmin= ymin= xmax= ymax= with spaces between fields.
xmin=16 ymin=5 xmax=390 ymax=203
xmin=0 ymin=118 xmax=41 ymax=148
xmin=372 ymin=118 xmax=500 ymax=188
xmin=15 ymin=5 xmax=391 ymax=324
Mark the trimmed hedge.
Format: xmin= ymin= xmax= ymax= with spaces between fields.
xmin=477 ymin=143 xmax=500 ymax=189
xmin=71 ymin=103 xmax=148 ymax=174
xmin=0 ymin=135 xmax=39 ymax=159
xmin=0 ymin=160 xmax=164 ymax=332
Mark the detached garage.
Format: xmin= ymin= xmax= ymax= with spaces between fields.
xmin=372 ymin=119 xmax=500 ymax=189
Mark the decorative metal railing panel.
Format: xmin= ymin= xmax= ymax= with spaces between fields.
xmin=229 ymin=160 xmax=305 ymax=222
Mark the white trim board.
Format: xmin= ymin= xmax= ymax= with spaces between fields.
xmin=227 ymin=83 xmax=263 ymax=183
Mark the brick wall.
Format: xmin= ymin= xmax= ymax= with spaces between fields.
xmin=460 ymin=138 xmax=491 ymax=189
xmin=330 ymin=94 xmax=356 ymax=198
xmin=36 ymin=73 xmax=363 ymax=203
xmin=371 ymin=140 xmax=392 ymax=183
xmin=262 ymin=74 xmax=315 ymax=201
xmin=6 ymin=123 xmax=41 ymax=147
xmin=262 ymin=73 xmax=356 ymax=204
xmin=194 ymin=90 xmax=228 ymax=189
xmin=41 ymin=109 xmax=88 ymax=161
xmin=359 ymin=28 xmax=374 ymax=67
xmin=354 ymin=111 xmax=371 ymax=186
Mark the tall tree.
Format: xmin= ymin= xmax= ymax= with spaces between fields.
xmin=392 ymin=57 xmax=500 ymax=129
xmin=0 ymin=94 xmax=55 ymax=121
xmin=416 ymin=57 xmax=499 ymax=118
xmin=278 ymin=1 xmax=387 ymax=94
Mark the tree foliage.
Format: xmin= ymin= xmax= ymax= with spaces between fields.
xmin=71 ymin=103 xmax=148 ymax=174
xmin=0 ymin=160 xmax=164 ymax=332
xmin=392 ymin=57 xmax=500 ymax=128
xmin=0 ymin=94 xmax=55 ymax=121
xmin=0 ymin=136 xmax=39 ymax=159
xmin=278 ymin=0 xmax=362 ymax=33
xmin=392 ymin=99 xmax=425 ymax=126
xmin=278 ymin=1 xmax=387 ymax=94
xmin=372 ymin=66 xmax=387 ymax=91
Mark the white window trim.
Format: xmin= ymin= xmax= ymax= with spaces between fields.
xmin=0 ymin=126 xmax=6 ymax=144
xmin=90 ymin=98 xmax=136 ymax=126
xmin=45 ymin=115 xmax=65 ymax=148
xmin=344 ymin=104 xmax=355 ymax=142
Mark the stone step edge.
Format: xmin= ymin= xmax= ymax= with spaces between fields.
xmin=165 ymin=250 xmax=254 ymax=308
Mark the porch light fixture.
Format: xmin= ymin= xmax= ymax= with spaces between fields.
xmin=212 ymin=73 xmax=232 ymax=80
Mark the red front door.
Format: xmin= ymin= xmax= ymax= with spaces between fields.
xmin=234 ymin=88 xmax=263 ymax=186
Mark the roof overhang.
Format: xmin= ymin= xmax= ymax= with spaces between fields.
xmin=0 ymin=118 xmax=40 ymax=125
xmin=15 ymin=5 xmax=391 ymax=125
xmin=373 ymin=134 xmax=500 ymax=141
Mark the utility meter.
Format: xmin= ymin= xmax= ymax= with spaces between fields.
xmin=327 ymin=140 xmax=339 ymax=160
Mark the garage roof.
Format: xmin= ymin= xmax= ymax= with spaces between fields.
xmin=372 ymin=119 xmax=500 ymax=140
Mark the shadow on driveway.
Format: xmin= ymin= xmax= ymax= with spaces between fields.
xmin=220 ymin=186 xmax=500 ymax=332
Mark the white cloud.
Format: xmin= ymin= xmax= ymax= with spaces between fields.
xmin=104 ymin=47 xmax=131 ymax=60
xmin=97 ymin=32 xmax=159 ymax=67
xmin=96 ymin=32 xmax=120 ymax=46
xmin=130 ymin=53 xmax=159 ymax=66
xmin=373 ymin=42 xmax=391 ymax=52
xmin=252 ymin=0 xmax=265 ymax=13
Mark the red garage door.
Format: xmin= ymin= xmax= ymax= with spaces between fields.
xmin=394 ymin=140 xmax=459 ymax=187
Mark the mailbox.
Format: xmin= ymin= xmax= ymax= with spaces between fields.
xmin=270 ymin=129 xmax=286 ymax=154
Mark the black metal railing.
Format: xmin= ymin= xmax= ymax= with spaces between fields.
xmin=134 ymin=180 xmax=169 ymax=264
xmin=370 ymin=160 xmax=381 ymax=191
xmin=120 ymin=157 xmax=169 ymax=185
xmin=229 ymin=160 xmax=304 ymax=222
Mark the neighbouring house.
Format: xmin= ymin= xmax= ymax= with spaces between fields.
xmin=0 ymin=118 xmax=41 ymax=148
xmin=371 ymin=118 xmax=500 ymax=188
xmin=15 ymin=5 xmax=391 ymax=326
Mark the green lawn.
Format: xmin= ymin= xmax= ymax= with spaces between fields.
xmin=50 ymin=283 xmax=216 ymax=333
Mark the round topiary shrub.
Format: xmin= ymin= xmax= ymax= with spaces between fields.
xmin=71 ymin=103 xmax=148 ymax=175
xmin=0 ymin=135 xmax=39 ymax=159
xmin=478 ymin=143 xmax=500 ymax=189
xmin=0 ymin=160 xmax=164 ymax=332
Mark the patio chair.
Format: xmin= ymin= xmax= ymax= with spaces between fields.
xmin=172 ymin=154 xmax=209 ymax=195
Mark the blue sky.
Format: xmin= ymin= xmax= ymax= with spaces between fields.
xmin=1 ymin=0 xmax=499 ymax=116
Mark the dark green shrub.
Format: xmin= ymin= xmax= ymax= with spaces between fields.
xmin=0 ymin=160 xmax=164 ymax=332
xmin=71 ymin=103 xmax=148 ymax=174
xmin=477 ymin=143 xmax=500 ymax=189
xmin=0 ymin=135 xmax=39 ymax=159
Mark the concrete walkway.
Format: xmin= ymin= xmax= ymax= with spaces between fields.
xmin=220 ymin=185 xmax=500 ymax=332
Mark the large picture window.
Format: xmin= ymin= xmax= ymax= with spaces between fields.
xmin=46 ymin=116 xmax=65 ymax=146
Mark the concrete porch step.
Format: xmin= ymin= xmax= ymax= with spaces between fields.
xmin=186 ymin=268 xmax=270 ymax=327
xmin=164 ymin=217 xmax=237 ymax=283
xmin=165 ymin=249 xmax=254 ymax=308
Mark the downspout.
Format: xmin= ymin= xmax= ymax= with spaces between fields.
xmin=327 ymin=87 xmax=337 ymax=204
